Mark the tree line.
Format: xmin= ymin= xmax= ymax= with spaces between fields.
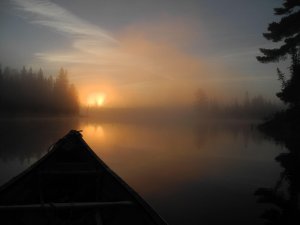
xmin=195 ymin=90 xmax=281 ymax=119
xmin=0 ymin=66 xmax=79 ymax=115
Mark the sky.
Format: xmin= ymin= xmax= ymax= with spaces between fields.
xmin=0 ymin=0 xmax=283 ymax=107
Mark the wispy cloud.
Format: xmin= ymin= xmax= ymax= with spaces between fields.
xmin=11 ymin=0 xmax=173 ymax=75
xmin=12 ymin=0 xmax=116 ymax=40
xmin=11 ymin=0 xmax=118 ymax=63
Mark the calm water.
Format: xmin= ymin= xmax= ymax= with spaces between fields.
xmin=0 ymin=117 xmax=284 ymax=224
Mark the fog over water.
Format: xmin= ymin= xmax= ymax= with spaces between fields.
xmin=0 ymin=115 xmax=283 ymax=225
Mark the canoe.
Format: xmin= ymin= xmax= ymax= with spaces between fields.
xmin=0 ymin=130 xmax=168 ymax=225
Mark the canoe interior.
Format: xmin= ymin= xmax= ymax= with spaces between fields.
xmin=0 ymin=130 xmax=167 ymax=225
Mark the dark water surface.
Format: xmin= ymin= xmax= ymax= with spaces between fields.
xmin=0 ymin=118 xmax=284 ymax=224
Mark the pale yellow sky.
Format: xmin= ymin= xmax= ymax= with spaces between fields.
xmin=68 ymin=20 xmax=241 ymax=107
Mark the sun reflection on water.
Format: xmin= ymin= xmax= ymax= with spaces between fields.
xmin=81 ymin=124 xmax=106 ymax=148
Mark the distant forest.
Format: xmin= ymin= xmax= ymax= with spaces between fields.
xmin=0 ymin=66 xmax=79 ymax=115
xmin=195 ymin=90 xmax=282 ymax=119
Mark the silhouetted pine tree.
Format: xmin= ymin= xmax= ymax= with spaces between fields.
xmin=257 ymin=0 xmax=300 ymax=109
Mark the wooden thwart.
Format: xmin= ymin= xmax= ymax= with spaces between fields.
xmin=39 ymin=170 xmax=100 ymax=175
xmin=0 ymin=201 xmax=134 ymax=211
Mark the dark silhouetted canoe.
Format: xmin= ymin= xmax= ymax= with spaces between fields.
xmin=0 ymin=130 xmax=168 ymax=225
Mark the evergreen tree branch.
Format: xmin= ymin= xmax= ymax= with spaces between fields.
xmin=263 ymin=11 xmax=300 ymax=42
xmin=274 ymin=0 xmax=300 ymax=15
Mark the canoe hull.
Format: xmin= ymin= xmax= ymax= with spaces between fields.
xmin=0 ymin=130 xmax=167 ymax=225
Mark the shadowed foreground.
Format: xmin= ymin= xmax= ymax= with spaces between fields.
xmin=0 ymin=130 xmax=167 ymax=225
xmin=255 ymin=125 xmax=300 ymax=224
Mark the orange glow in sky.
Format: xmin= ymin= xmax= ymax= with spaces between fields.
xmin=86 ymin=93 xmax=106 ymax=107
xmin=2 ymin=0 xmax=280 ymax=109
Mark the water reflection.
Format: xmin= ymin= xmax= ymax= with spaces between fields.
xmin=0 ymin=118 xmax=284 ymax=224
xmin=0 ymin=118 xmax=79 ymax=160
xmin=79 ymin=119 xmax=282 ymax=225
xmin=255 ymin=131 xmax=300 ymax=224
xmin=80 ymin=120 xmax=268 ymax=194
xmin=0 ymin=117 xmax=79 ymax=184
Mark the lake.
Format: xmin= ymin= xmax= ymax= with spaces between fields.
xmin=0 ymin=117 xmax=284 ymax=224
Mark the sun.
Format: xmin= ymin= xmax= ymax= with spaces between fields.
xmin=87 ymin=93 xmax=106 ymax=107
